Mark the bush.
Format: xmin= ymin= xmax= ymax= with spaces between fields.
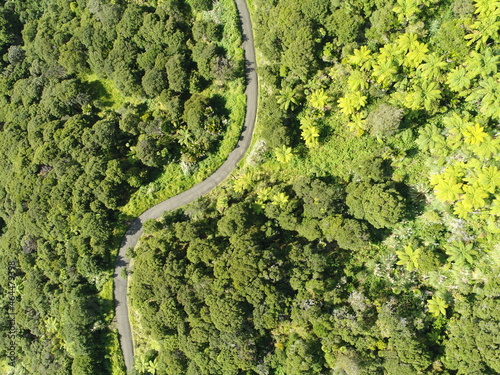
xmin=346 ymin=181 xmax=405 ymax=229
xmin=367 ymin=103 xmax=404 ymax=138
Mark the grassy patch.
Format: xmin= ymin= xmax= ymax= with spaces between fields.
xmin=80 ymin=73 xmax=145 ymax=112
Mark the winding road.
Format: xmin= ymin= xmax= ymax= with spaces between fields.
xmin=113 ymin=0 xmax=258 ymax=372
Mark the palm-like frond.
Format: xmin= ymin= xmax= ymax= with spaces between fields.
xmin=347 ymin=70 xmax=369 ymax=91
xmin=348 ymin=45 xmax=373 ymax=70
xmin=275 ymin=145 xmax=293 ymax=163
xmin=396 ymin=245 xmax=422 ymax=271
xmin=393 ymin=0 xmax=420 ymax=22
xmin=490 ymin=198 xmax=500 ymax=215
xmin=478 ymin=165 xmax=500 ymax=193
xmin=372 ymin=59 xmax=398 ymax=85
xmin=277 ymin=86 xmax=299 ymax=111
xmin=147 ymin=357 xmax=159 ymax=374
xmin=379 ymin=42 xmax=402 ymax=64
xmin=470 ymin=135 xmax=499 ymax=159
xmin=347 ymin=112 xmax=367 ymax=137
xmin=444 ymin=241 xmax=478 ymax=266
xmin=301 ymin=124 xmax=320 ymax=147
xmin=447 ymin=66 xmax=471 ymax=92
xmin=272 ymin=192 xmax=289 ymax=208
xmin=419 ymin=81 xmax=441 ymax=111
xmin=428 ymin=295 xmax=448 ymax=317
xmin=309 ymin=88 xmax=330 ymax=110
xmin=461 ymin=184 xmax=488 ymax=209
xmin=396 ymin=33 xmax=419 ymax=54
xmin=453 ymin=200 xmax=471 ymax=218
xmin=415 ymin=124 xmax=446 ymax=153
xmin=405 ymin=40 xmax=429 ymax=68
xmin=462 ymin=122 xmax=487 ymax=145
xmin=434 ymin=177 xmax=463 ymax=203
xmin=419 ymin=53 xmax=447 ymax=80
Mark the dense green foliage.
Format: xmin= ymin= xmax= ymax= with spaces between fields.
xmin=0 ymin=0 xmax=243 ymax=373
xmin=129 ymin=0 xmax=500 ymax=373
xmin=1 ymin=0 xmax=499 ymax=373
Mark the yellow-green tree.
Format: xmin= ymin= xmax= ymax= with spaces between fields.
xmin=428 ymin=295 xmax=448 ymax=317
xmin=275 ymin=145 xmax=293 ymax=163
xmin=301 ymin=123 xmax=320 ymax=148
xmin=396 ymin=245 xmax=422 ymax=271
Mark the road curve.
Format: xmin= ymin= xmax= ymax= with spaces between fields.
xmin=113 ymin=0 xmax=258 ymax=372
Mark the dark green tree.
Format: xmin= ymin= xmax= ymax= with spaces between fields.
xmin=346 ymin=181 xmax=405 ymax=229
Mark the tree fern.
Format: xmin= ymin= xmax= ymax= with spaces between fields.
xmin=444 ymin=241 xmax=478 ymax=267
xmin=447 ymin=66 xmax=471 ymax=92
xmin=490 ymin=198 xmax=500 ymax=215
xmin=177 ymin=127 xmax=193 ymax=147
xmin=349 ymin=92 xmax=368 ymax=110
xmin=233 ymin=171 xmax=254 ymax=193
xmin=45 ymin=316 xmax=59 ymax=334
xmin=256 ymin=187 xmax=272 ymax=205
xmin=148 ymin=357 xmax=159 ymax=375
xmin=347 ymin=112 xmax=367 ymax=137
xmin=428 ymin=295 xmax=448 ymax=317
xmin=338 ymin=92 xmax=368 ymax=115
xmin=419 ymin=81 xmax=442 ymax=111
xmin=272 ymin=192 xmax=289 ymax=208
xmin=453 ymin=200 xmax=470 ymax=218
xmin=465 ymin=51 xmax=486 ymax=80
xmin=434 ymin=177 xmax=463 ymax=203
xmin=403 ymin=90 xmax=423 ymax=110
xmin=470 ymin=135 xmax=500 ymax=159
xmin=393 ymin=0 xmax=420 ymax=23
xmin=301 ymin=124 xmax=320 ymax=148
xmin=309 ymin=88 xmax=330 ymax=110
xmin=275 ymin=145 xmax=293 ymax=164
xmin=395 ymin=33 xmax=418 ymax=55
xmin=465 ymin=5 xmax=500 ymax=49
xmin=473 ymin=0 xmax=499 ymax=17
xmin=419 ymin=53 xmax=447 ymax=80
xmin=348 ymin=45 xmax=373 ymax=70
xmin=462 ymin=122 xmax=487 ymax=145
xmin=372 ymin=59 xmax=398 ymax=85
xmin=478 ymin=48 xmax=499 ymax=78
xmin=405 ymin=40 xmax=429 ymax=68
xmin=396 ymin=244 xmax=422 ymax=271
xmin=477 ymin=76 xmax=500 ymax=119
xmin=478 ymin=165 xmax=500 ymax=193
xmin=347 ymin=70 xmax=369 ymax=91
xmin=442 ymin=112 xmax=471 ymax=131
xmin=461 ymin=184 xmax=488 ymax=209
xmin=277 ymin=85 xmax=299 ymax=111
xmin=299 ymin=115 xmax=316 ymax=130
xmin=415 ymin=124 xmax=446 ymax=153
xmin=379 ymin=43 xmax=402 ymax=64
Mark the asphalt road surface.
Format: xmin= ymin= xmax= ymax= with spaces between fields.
xmin=113 ymin=0 xmax=258 ymax=372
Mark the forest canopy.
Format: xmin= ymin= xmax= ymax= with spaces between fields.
xmin=0 ymin=0 xmax=244 ymax=373
xmin=1 ymin=0 xmax=500 ymax=374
